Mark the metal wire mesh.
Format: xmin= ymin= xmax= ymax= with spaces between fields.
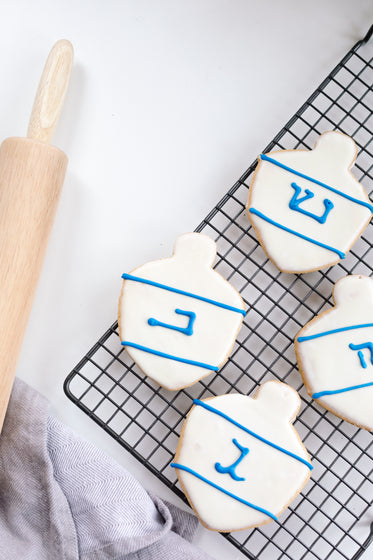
xmin=65 ymin=26 xmax=373 ymax=560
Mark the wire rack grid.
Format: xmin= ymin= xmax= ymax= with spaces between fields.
xmin=65 ymin=26 xmax=373 ymax=560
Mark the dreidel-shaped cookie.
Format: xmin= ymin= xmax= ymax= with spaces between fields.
xmin=119 ymin=233 xmax=246 ymax=390
xmin=172 ymin=381 xmax=312 ymax=531
xmin=296 ymin=275 xmax=373 ymax=431
xmin=247 ymin=131 xmax=373 ymax=273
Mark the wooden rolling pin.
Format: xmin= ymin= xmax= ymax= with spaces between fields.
xmin=0 ymin=39 xmax=73 ymax=431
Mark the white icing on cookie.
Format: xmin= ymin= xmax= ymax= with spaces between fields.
xmin=247 ymin=131 xmax=372 ymax=273
xmin=172 ymin=381 xmax=312 ymax=531
xmin=296 ymin=275 xmax=373 ymax=431
xmin=119 ymin=233 xmax=245 ymax=391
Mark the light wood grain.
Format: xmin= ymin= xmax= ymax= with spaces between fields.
xmin=27 ymin=39 xmax=73 ymax=144
xmin=0 ymin=40 xmax=73 ymax=431
xmin=0 ymin=139 xmax=67 ymax=429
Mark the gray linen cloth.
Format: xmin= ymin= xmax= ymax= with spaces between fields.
xmin=0 ymin=379 xmax=213 ymax=560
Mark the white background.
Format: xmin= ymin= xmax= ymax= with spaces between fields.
xmin=1 ymin=1 xmax=373 ymax=558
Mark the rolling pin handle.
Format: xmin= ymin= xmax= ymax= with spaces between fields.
xmin=27 ymin=39 xmax=74 ymax=145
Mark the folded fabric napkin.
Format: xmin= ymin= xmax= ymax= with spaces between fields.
xmin=0 ymin=379 xmax=213 ymax=560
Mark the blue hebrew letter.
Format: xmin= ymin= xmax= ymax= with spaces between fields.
xmin=148 ymin=309 xmax=196 ymax=336
xmin=215 ymin=438 xmax=249 ymax=481
xmin=349 ymin=342 xmax=373 ymax=369
xmin=289 ymin=182 xmax=334 ymax=224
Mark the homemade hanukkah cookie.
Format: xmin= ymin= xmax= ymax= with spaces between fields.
xmin=247 ymin=131 xmax=373 ymax=273
xmin=119 ymin=233 xmax=245 ymax=391
xmin=171 ymin=381 xmax=312 ymax=531
xmin=295 ymin=275 xmax=373 ymax=431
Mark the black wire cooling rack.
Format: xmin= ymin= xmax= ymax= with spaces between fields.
xmin=65 ymin=25 xmax=373 ymax=560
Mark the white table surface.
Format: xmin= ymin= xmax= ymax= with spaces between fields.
xmin=2 ymin=1 xmax=373 ymax=558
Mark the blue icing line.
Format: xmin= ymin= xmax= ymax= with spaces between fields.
xmin=121 ymin=273 xmax=246 ymax=316
xmin=260 ymin=153 xmax=373 ymax=213
xmin=148 ymin=309 xmax=196 ymax=336
xmin=171 ymin=462 xmax=278 ymax=521
xmin=215 ymin=438 xmax=249 ymax=481
xmin=348 ymin=342 xmax=373 ymax=368
xmin=358 ymin=350 xmax=367 ymax=369
xmin=297 ymin=323 xmax=373 ymax=342
xmin=248 ymin=208 xmax=345 ymax=259
xmin=193 ymin=399 xmax=313 ymax=470
xmin=313 ymin=381 xmax=373 ymax=399
xmin=121 ymin=341 xmax=218 ymax=371
xmin=289 ymin=182 xmax=334 ymax=224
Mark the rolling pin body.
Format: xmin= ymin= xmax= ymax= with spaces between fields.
xmin=0 ymin=137 xmax=67 ymax=428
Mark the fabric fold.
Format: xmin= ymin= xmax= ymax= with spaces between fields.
xmin=0 ymin=379 xmax=213 ymax=560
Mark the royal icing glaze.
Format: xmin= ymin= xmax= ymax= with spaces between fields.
xmin=119 ymin=233 xmax=246 ymax=391
xmin=171 ymin=381 xmax=312 ymax=531
xmin=247 ymin=131 xmax=373 ymax=273
xmin=295 ymin=275 xmax=373 ymax=431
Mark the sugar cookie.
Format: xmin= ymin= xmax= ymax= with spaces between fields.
xmin=119 ymin=233 xmax=246 ymax=391
xmin=296 ymin=275 xmax=373 ymax=431
xmin=247 ymin=131 xmax=372 ymax=273
xmin=171 ymin=381 xmax=312 ymax=531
